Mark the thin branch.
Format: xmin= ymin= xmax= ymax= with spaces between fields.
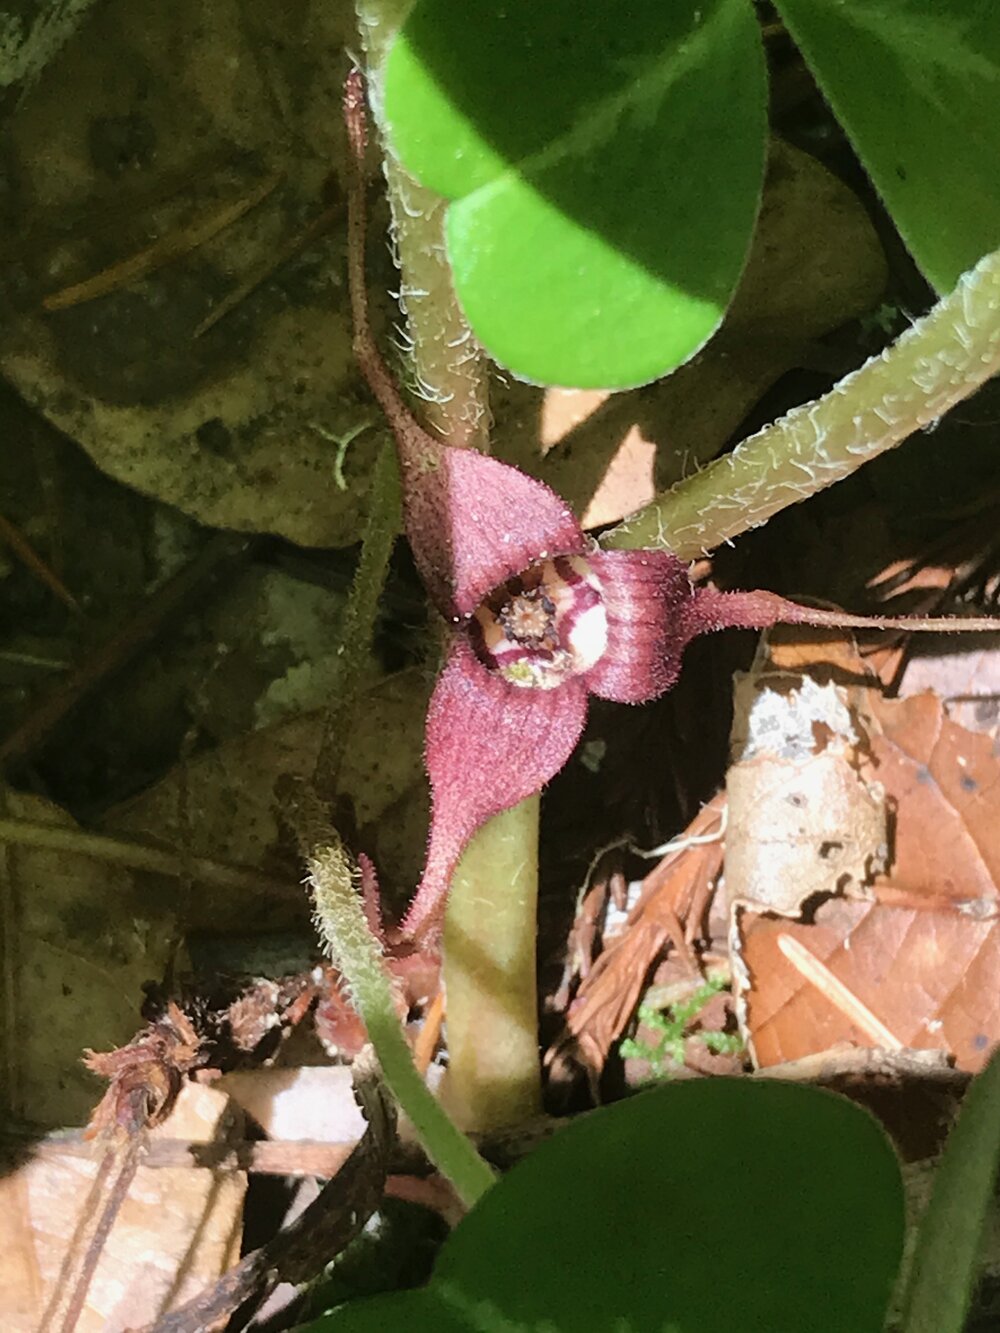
xmin=42 ymin=172 xmax=282 ymax=311
xmin=141 ymin=1051 xmax=395 ymax=1333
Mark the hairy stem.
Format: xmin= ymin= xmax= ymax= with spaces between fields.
xmin=603 ymin=245 xmax=1000 ymax=560
xmin=354 ymin=0 xmax=489 ymax=446
xmin=308 ymin=836 xmax=495 ymax=1209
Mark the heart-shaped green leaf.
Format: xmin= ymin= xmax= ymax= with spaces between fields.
xmin=772 ymin=0 xmax=1000 ymax=292
xmin=302 ymin=1079 xmax=904 ymax=1330
xmin=382 ymin=0 xmax=767 ymax=389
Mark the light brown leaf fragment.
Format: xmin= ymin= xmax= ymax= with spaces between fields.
xmin=105 ymin=671 xmax=430 ymax=933
xmin=0 ymin=1084 xmax=246 ymax=1332
xmin=899 ymin=633 xmax=1000 ymax=737
xmin=864 ymin=690 xmax=1000 ymax=905
xmin=742 ymin=899 xmax=1000 ymax=1072
xmin=0 ymin=788 xmax=176 ymax=1128
xmin=726 ymin=664 xmax=887 ymax=917
xmin=0 ymin=1 xmax=369 ymax=547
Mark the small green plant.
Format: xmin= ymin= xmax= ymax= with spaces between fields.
xmin=620 ymin=977 xmax=743 ymax=1077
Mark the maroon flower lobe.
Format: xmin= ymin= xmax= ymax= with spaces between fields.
xmin=402 ymin=636 xmax=589 ymax=941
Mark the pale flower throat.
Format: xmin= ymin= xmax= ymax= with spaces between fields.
xmin=470 ymin=556 xmax=609 ymax=689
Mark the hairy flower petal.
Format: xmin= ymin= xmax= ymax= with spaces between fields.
xmin=584 ymin=549 xmax=698 ymax=703
xmin=402 ymin=635 xmax=588 ymax=940
xmin=402 ymin=444 xmax=586 ymax=620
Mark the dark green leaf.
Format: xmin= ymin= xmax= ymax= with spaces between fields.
xmin=302 ymin=1079 xmax=904 ymax=1331
xmin=773 ymin=0 xmax=1000 ymax=291
xmin=900 ymin=1047 xmax=1000 ymax=1333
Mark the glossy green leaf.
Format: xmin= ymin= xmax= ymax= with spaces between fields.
xmin=382 ymin=0 xmax=766 ymax=389
xmin=302 ymin=1079 xmax=904 ymax=1331
xmin=773 ymin=0 xmax=1000 ymax=292
xmin=901 ymin=1047 xmax=1000 ymax=1333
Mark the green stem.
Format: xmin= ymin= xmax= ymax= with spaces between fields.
xmin=354 ymin=0 xmax=489 ymax=448
xmin=441 ymin=797 xmax=542 ymax=1131
xmin=899 ymin=1047 xmax=1000 ymax=1333
xmin=354 ymin=4 xmax=544 ymax=1132
xmin=308 ymin=837 xmax=495 ymax=1209
xmin=603 ymin=245 xmax=1000 ymax=560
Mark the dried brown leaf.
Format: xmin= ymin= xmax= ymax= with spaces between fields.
xmin=740 ymin=689 xmax=1000 ymax=1072
xmin=549 ymin=796 xmax=725 ymax=1078
xmin=105 ymin=670 xmax=430 ymax=933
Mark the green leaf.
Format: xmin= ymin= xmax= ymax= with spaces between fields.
xmin=900 ymin=1047 xmax=1000 ymax=1333
xmin=382 ymin=0 xmax=766 ymax=390
xmin=301 ymin=1079 xmax=904 ymax=1331
xmin=772 ymin=0 xmax=1000 ymax=292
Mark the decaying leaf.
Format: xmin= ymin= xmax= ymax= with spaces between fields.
xmin=1 ymin=667 xmax=427 ymax=1129
xmin=725 ymin=650 xmax=888 ymax=918
xmin=0 ymin=788 xmax=177 ymax=1128
xmin=0 ymin=1082 xmax=246 ymax=1332
xmin=105 ymin=669 xmax=431 ymax=933
xmin=0 ymin=0 xmax=375 ymax=548
xmin=898 ymin=632 xmax=1000 ymax=737
xmin=549 ymin=795 xmax=726 ymax=1081
xmin=736 ymin=633 xmax=1000 ymax=1073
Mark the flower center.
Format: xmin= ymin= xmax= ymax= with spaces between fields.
xmin=471 ymin=555 xmax=608 ymax=689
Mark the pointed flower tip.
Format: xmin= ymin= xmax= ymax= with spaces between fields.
xmin=401 ymin=636 xmax=589 ymax=940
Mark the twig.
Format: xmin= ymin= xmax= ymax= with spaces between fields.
xmin=31 ymin=1132 xmax=358 ymax=1177
xmin=42 ymin=173 xmax=283 ymax=311
xmin=193 ymin=193 xmax=344 ymax=337
xmin=0 ymin=510 xmax=80 ymax=612
xmin=775 ymin=932 xmax=904 ymax=1050
xmin=38 ymin=1132 xmax=146 ymax=1333
xmin=140 ymin=1050 xmax=395 ymax=1333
